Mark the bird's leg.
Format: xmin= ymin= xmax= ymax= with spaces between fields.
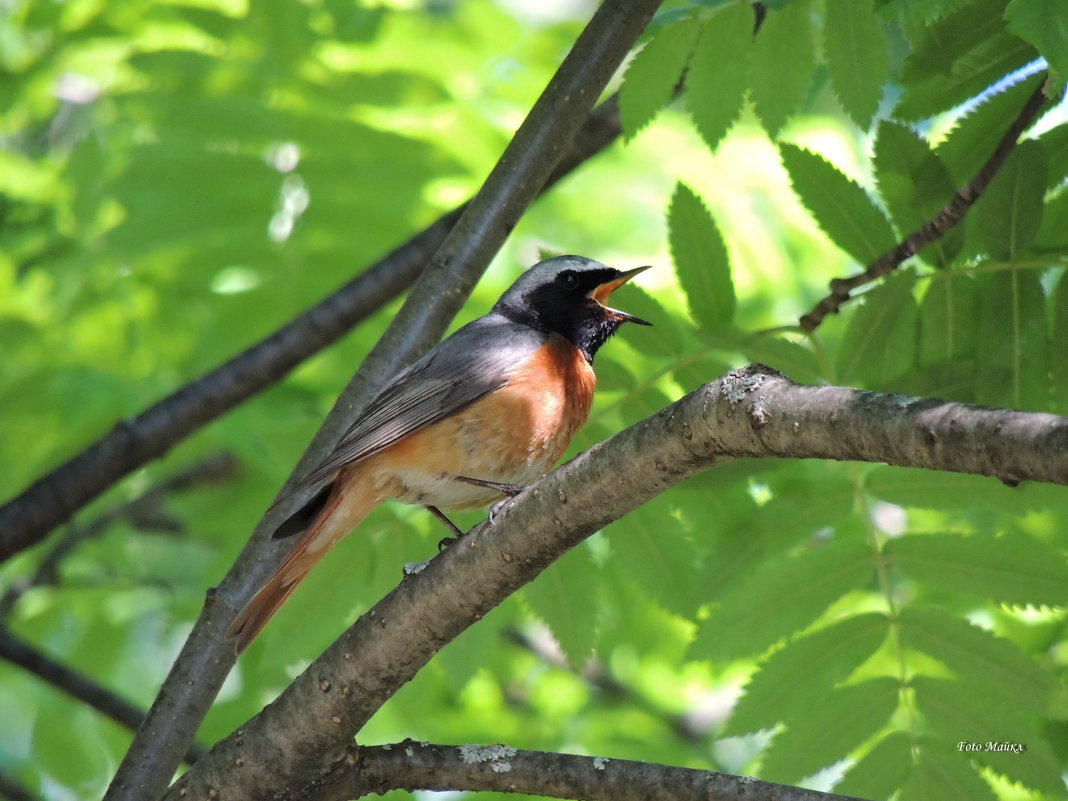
xmin=426 ymin=505 xmax=465 ymax=550
xmin=454 ymin=475 xmax=527 ymax=496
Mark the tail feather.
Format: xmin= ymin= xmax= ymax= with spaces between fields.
xmin=227 ymin=470 xmax=377 ymax=652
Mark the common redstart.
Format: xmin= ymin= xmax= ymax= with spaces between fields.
xmin=227 ymin=255 xmax=650 ymax=651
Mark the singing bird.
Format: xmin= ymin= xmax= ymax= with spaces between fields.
xmin=227 ymin=255 xmax=651 ymax=652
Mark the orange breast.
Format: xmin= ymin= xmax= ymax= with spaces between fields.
xmin=367 ymin=334 xmax=596 ymax=510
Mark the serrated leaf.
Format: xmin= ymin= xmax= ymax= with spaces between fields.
xmin=730 ymin=332 xmax=823 ymax=386
xmin=885 ymin=532 xmax=1068 ymax=606
xmin=900 ymin=0 xmax=1008 ymax=82
xmin=835 ymin=731 xmax=913 ymax=799
xmin=1034 ymin=189 xmax=1068 ymax=252
xmin=898 ymin=606 xmax=1051 ymax=712
xmin=1005 ymin=0 xmax=1068 ymax=80
xmin=779 ymin=143 xmax=896 ymax=265
xmin=896 ymin=33 xmax=1036 ymax=121
xmin=726 ymin=612 xmax=890 ymax=735
xmin=975 ymin=268 xmax=1051 ymax=411
xmin=823 ymin=0 xmax=889 ymax=128
xmin=522 ymin=543 xmax=599 ymax=668
xmin=873 ymin=121 xmax=961 ymax=266
xmin=761 ymin=677 xmax=900 ymax=783
xmin=977 ymin=140 xmax=1048 ymax=260
xmin=904 ymin=736 xmax=999 ymax=801
xmin=935 ymin=74 xmax=1047 ymax=185
xmin=750 ymin=0 xmax=817 ymax=136
xmin=912 ymin=677 xmax=1065 ymax=795
xmin=1053 ymin=269 xmax=1068 ymax=413
xmin=619 ymin=16 xmax=701 ymax=138
xmin=918 ymin=274 xmax=980 ymax=367
xmin=685 ymin=3 xmax=753 ymax=150
xmin=876 ymin=0 xmax=973 ymax=27
xmin=668 ymin=182 xmax=734 ymax=331
xmin=691 ymin=538 xmax=873 ymax=662
xmin=837 ymin=272 xmax=919 ymax=387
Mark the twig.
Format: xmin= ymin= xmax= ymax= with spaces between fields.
xmin=163 ymin=366 xmax=1068 ymax=798
xmin=103 ymin=5 xmax=661 ymax=800
xmin=334 ymin=740 xmax=868 ymax=801
xmin=799 ymin=74 xmax=1049 ymax=331
xmin=0 ymin=627 xmax=208 ymax=765
xmin=0 ymin=453 xmax=235 ymax=618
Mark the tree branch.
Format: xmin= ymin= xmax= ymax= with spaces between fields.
xmin=0 ymin=627 xmax=207 ymax=765
xmin=164 ymin=365 xmax=1068 ymax=798
xmin=800 ymin=73 xmax=1050 ymax=331
xmin=333 ymin=740 xmax=867 ymax=801
xmin=0 ymin=89 xmax=627 ymax=565
xmin=103 ymin=5 xmax=660 ymax=800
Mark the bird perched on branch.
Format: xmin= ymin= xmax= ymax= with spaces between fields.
xmin=227 ymin=255 xmax=651 ymax=652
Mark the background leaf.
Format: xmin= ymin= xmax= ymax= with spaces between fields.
xmin=685 ymin=2 xmax=753 ymax=150
xmin=823 ymin=0 xmax=889 ymax=128
xmin=668 ymin=182 xmax=735 ymax=332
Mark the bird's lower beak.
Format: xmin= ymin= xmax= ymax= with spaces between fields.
xmin=590 ymin=265 xmax=653 ymax=326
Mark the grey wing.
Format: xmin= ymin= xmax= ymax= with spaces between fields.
xmin=284 ymin=314 xmax=546 ymax=498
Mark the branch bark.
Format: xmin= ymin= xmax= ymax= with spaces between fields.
xmin=335 ymin=740 xmax=868 ymax=801
xmin=799 ymin=73 xmax=1050 ymax=331
xmin=103 ymin=4 xmax=661 ymax=800
xmin=165 ymin=365 xmax=1068 ymax=799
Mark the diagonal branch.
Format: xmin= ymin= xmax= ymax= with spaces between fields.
xmin=334 ymin=740 xmax=867 ymax=801
xmin=103 ymin=5 xmax=661 ymax=801
xmin=799 ymin=73 xmax=1050 ymax=331
xmin=0 ymin=627 xmax=208 ymax=765
xmin=164 ymin=365 xmax=1068 ymax=798
xmin=0 ymin=91 xmax=626 ymax=564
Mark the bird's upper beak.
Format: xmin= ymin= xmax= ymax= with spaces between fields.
xmin=589 ymin=265 xmax=653 ymax=326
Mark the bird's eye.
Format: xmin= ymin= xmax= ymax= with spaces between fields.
xmin=557 ymin=270 xmax=579 ymax=290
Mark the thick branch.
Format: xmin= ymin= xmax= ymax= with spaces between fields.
xmin=0 ymin=628 xmax=207 ymax=765
xmin=104 ymin=5 xmax=659 ymax=800
xmin=336 ymin=741 xmax=866 ymax=801
xmin=165 ymin=366 xmax=1068 ymax=798
xmin=800 ymin=73 xmax=1050 ymax=331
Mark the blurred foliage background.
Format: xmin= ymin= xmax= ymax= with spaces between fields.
xmin=1 ymin=1 xmax=1067 ymax=800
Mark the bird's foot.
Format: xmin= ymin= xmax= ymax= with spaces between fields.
xmin=426 ymin=505 xmax=465 ymax=544
xmin=455 ymin=475 xmax=527 ymax=496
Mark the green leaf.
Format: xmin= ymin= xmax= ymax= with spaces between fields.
xmin=1037 ymin=123 xmax=1068 ymax=189
xmin=918 ymin=274 xmax=980 ymax=367
xmin=1005 ymin=0 xmax=1068 ymax=81
xmin=866 ymin=466 xmax=1049 ymax=514
xmin=778 ymin=143 xmax=896 ymax=264
xmin=875 ymin=0 xmax=974 ymax=27
xmin=836 ymin=272 xmax=919 ymax=387
xmin=685 ymin=3 xmax=753 ymax=150
xmin=668 ymin=182 xmax=734 ymax=332
xmin=885 ymin=532 xmax=1068 ymax=606
xmin=935 ymin=74 xmax=1047 ymax=186
xmin=1034 ymin=188 xmax=1068 ymax=252
xmin=823 ymin=0 xmax=889 ymax=128
xmin=976 ymin=140 xmax=1048 ymax=260
xmin=873 ymin=121 xmax=961 ymax=266
xmin=522 ymin=543 xmax=600 ymax=668
xmin=912 ymin=677 xmax=1065 ymax=795
xmin=761 ymin=677 xmax=900 ymax=783
xmin=1053 ymin=270 xmax=1068 ymax=414
xmin=897 ymin=606 xmax=1051 ymax=713
xmin=619 ymin=16 xmax=701 ymax=138
xmin=975 ymin=268 xmax=1051 ymax=411
xmin=691 ymin=538 xmax=873 ymax=661
xmin=835 ymin=731 xmax=913 ymax=800
xmin=725 ymin=612 xmax=890 ymax=735
xmin=900 ymin=0 xmax=1008 ymax=81
xmin=730 ymin=332 xmax=824 ymax=386
xmin=903 ymin=736 xmax=998 ymax=801
xmin=750 ymin=0 xmax=817 ymax=136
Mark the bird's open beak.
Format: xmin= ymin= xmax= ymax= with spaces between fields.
xmin=590 ymin=265 xmax=653 ymax=326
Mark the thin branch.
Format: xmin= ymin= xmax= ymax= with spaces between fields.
xmin=0 ymin=453 xmax=235 ymax=618
xmin=103 ymin=5 xmax=661 ymax=801
xmin=0 ymin=627 xmax=208 ymax=765
xmin=164 ymin=366 xmax=1068 ymax=798
xmin=336 ymin=741 xmax=866 ymax=801
xmin=0 ymin=91 xmax=626 ymax=567
xmin=800 ymin=73 xmax=1050 ymax=331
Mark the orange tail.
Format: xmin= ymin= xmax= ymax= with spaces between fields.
xmin=227 ymin=470 xmax=379 ymax=653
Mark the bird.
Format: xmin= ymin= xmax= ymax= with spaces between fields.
xmin=226 ymin=255 xmax=651 ymax=652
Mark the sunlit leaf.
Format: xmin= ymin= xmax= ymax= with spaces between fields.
xmin=521 ymin=543 xmax=600 ymax=668
xmin=902 ymin=735 xmax=998 ymax=801
xmin=668 ymin=182 xmax=734 ymax=332
xmin=685 ymin=2 xmax=753 ymax=150
xmin=750 ymin=0 xmax=817 ymax=137
xmin=619 ymin=15 xmax=701 ymax=138
xmin=1005 ymin=0 xmax=1068 ymax=80
xmin=823 ymin=0 xmax=889 ymax=128
xmin=835 ymin=731 xmax=913 ymax=800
